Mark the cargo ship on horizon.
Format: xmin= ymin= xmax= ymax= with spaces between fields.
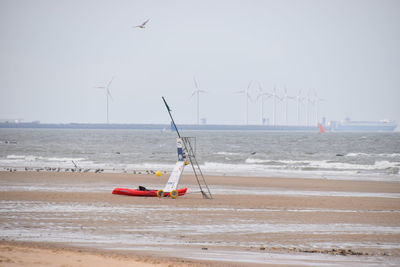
xmin=325 ymin=118 xmax=397 ymax=132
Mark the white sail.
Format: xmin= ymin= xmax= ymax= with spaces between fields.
xmin=163 ymin=138 xmax=187 ymax=192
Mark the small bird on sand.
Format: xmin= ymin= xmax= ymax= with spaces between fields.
xmin=134 ymin=19 xmax=150 ymax=29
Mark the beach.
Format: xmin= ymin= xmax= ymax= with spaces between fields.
xmin=1 ymin=171 xmax=399 ymax=266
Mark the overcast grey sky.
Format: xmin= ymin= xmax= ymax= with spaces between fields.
xmin=0 ymin=0 xmax=399 ymax=125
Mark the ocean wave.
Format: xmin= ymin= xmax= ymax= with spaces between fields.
xmin=5 ymin=155 xmax=86 ymax=162
xmin=1 ymin=156 xmax=399 ymax=181
xmin=47 ymin=157 xmax=86 ymax=162
xmin=245 ymin=158 xmax=309 ymax=165
xmin=245 ymin=158 xmax=399 ymax=171
xmin=214 ymin=152 xmax=241 ymax=156
xmin=345 ymin=153 xmax=369 ymax=157
xmin=345 ymin=152 xmax=400 ymax=158
xmin=125 ymin=162 xmax=175 ymax=170
xmin=6 ymin=155 xmax=38 ymax=161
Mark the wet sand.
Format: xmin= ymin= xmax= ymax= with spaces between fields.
xmin=1 ymin=171 xmax=399 ymax=266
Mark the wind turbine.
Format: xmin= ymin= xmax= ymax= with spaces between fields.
xmin=313 ymin=90 xmax=326 ymax=125
xmin=271 ymin=84 xmax=283 ymax=126
xmin=306 ymin=89 xmax=315 ymax=126
xmin=191 ymin=76 xmax=207 ymax=125
xmin=257 ymin=82 xmax=272 ymax=125
xmin=94 ymin=77 xmax=114 ymax=124
xmin=235 ymin=81 xmax=253 ymax=125
xmin=283 ymin=86 xmax=295 ymax=125
xmin=296 ymin=90 xmax=305 ymax=125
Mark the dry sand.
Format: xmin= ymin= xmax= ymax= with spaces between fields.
xmin=0 ymin=242 xmax=187 ymax=267
xmin=0 ymin=171 xmax=399 ymax=266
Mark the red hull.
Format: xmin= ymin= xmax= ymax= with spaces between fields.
xmin=112 ymin=187 xmax=187 ymax=197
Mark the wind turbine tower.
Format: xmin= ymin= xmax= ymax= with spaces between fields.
xmin=191 ymin=76 xmax=207 ymax=125
xmin=271 ymin=85 xmax=282 ymax=126
xmin=283 ymin=86 xmax=295 ymax=125
xmin=296 ymin=90 xmax=304 ymax=125
xmin=236 ymin=81 xmax=253 ymax=125
xmin=313 ymin=90 xmax=325 ymax=125
xmin=306 ymin=89 xmax=315 ymax=126
xmin=95 ymin=77 xmax=114 ymax=124
xmin=257 ymin=82 xmax=272 ymax=125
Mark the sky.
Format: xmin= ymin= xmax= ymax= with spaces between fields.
xmin=0 ymin=0 xmax=399 ymax=126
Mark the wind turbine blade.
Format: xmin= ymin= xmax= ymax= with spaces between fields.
xmin=256 ymin=82 xmax=268 ymax=99
xmin=235 ymin=90 xmax=244 ymax=94
xmin=257 ymin=82 xmax=263 ymax=93
xmin=193 ymin=76 xmax=199 ymax=90
xmin=107 ymin=90 xmax=114 ymax=101
xmin=107 ymin=77 xmax=114 ymax=89
xmin=94 ymin=86 xmax=106 ymax=89
xmin=247 ymin=81 xmax=253 ymax=91
xmin=190 ymin=91 xmax=196 ymax=98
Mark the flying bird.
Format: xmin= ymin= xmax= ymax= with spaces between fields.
xmin=134 ymin=19 xmax=150 ymax=29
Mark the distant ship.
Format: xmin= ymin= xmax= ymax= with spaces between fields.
xmin=326 ymin=118 xmax=397 ymax=132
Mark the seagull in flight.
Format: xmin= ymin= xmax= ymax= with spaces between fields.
xmin=134 ymin=19 xmax=150 ymax=29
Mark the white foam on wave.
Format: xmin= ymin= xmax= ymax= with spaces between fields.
xmin=125 ymin=162 xmax=174 ymax=170
xmin=214 ymin=152 xmax=241 ymax=156
xmin=6 ymin=155 xmax=27 ymax=159
xmin=199 ymin=161 xmax=400 ymax=181
xmin=1 ymin=155 xmax=96 ymax=169
xmin=245 ymin=158 xmax=307 ymax=165
xmin=5 ymin=155 xmax=86 ymax=162
xmin=345 ymin=152 xmax=400 ymax=158
xmin=47 ymin=157 xmax=86 ymax=162
xmin=244 ymin=158 xmax=399 ymax=171
xmin=312 ymin=160 xmax=399 ymax=171
xmin=6 ymin=155 xmax=37 ymax=161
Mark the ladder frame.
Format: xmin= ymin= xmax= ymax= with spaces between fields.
xmin=181 ymin=137 xmax=213 ymax=199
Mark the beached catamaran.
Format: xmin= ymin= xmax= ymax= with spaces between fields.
xmin=112 ymin=97 xmax=212 ymax=199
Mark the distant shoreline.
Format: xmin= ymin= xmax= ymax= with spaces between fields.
xmin=1 ymin=122 xmax=397 ymax=132
xmin=0 ymin=121 xmax=370 ymax=132
xmin=0 ymin=121 xmax=317 ymax=131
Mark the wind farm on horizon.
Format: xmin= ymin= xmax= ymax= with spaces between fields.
xmin=92 ymin=73 xmax=326 ymax=128
xmin=5 ymin=76 xmax=397 ymax=132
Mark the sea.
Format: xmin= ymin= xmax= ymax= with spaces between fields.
xmin=0 ymin=128 xmax=399 ymax=181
